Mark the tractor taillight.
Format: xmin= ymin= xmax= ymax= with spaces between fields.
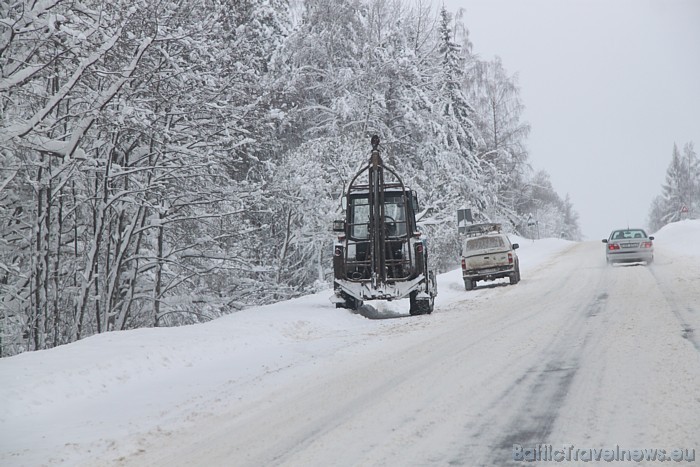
xmin=334 ymin=246 xmax=342 ymax=257
xmin=416 ymin=243 xmax=424 ymax=254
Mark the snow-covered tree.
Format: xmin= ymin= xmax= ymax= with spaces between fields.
xmin=469 ymin=57 xmax=531 ymax=226
xmin=1 ymin=0 xmax=581 ymax=356
xmin=515 ymin=171 xmax=580 ymax=240
xmin=648 ymin=142 xmax=699 ymax=232
xmin=436 ymin=6 xmax=478 ymax=153
xmin=0 ymin=0 xmax=292 ymax=354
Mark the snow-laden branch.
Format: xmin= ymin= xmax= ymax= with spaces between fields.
xmin=1 ymin=8 xmax=136 ymax=144
xmin=64 ymin=35 xmax=155 ymax=159
xmin=0 ymin=168 xmax=18 ymax=193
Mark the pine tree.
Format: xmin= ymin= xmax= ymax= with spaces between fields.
xmin=682 ymin=142 xmax=700 ymax=217
xmin=436 ymin=6 xmax=477 ymax=153
xmin=649 ymin=142 xmax=700 ymax=231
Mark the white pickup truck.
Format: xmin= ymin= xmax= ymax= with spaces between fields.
xmin=460 ymin=224 xmax=520 ymax=291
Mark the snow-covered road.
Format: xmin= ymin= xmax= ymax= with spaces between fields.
xmin=125 ymin=243 xmax=700 ymax=467
xmin=2 ymin=221 xmax=699 ymax=466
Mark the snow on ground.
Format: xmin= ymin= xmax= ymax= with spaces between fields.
xmin=1 ymin=222 xmax=698 ymax=466
xmin=0 ymin=234 xmax=572 ymax=466
xmin=652 ymin=218 xmax=700 ymax=256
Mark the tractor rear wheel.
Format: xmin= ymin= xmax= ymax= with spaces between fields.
xmin=409 ymin=291 xmax=434 ymax=315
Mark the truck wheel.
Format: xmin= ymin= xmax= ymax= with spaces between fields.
xmin=510 ymin=265 xmax=521 ymax=285
xmin=464 ymin=279 xmax=474 ymax=291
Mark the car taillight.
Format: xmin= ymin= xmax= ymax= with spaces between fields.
xmin=508 ymin=253 xmax=513 ymax=264
xmin=461 ymin=258 xmax=467 ymax=270
xmin=641 ymin=241 xmax=653 ymax=248
xmin=608 ymin=244 xmax=620 ymax=250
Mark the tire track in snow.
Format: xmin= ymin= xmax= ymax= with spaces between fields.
xmin=117 ymin=242 xmax=700 ymax=467
xmin=118 ymin=246 xmax=589 ymax=467
xmin=545 ymin=256 xmax=700 ymax=455
xmin=648 ymin=256 xmax=700 ymax=353
xmin=450 ymin=286 xmax=609 ymax=466
xmin=428 ymin=243 xmax=609 ymax=466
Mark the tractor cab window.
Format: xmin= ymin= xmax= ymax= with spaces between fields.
xmin=383 ymin=195 xmax=408 ymax=237
xmin=348 ymin=194 xmax=409 ymax=239
xmin=349 ymin=196 xmax=370 ymax=239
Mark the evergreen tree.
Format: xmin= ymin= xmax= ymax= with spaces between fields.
xmin=648 ymin=142 xmax=700 ymax=231
xmin=436 ymin=6 xmax=478 ymax=153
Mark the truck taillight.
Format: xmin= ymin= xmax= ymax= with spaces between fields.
xmin=461 ymin=259 xmax=466 ymax=270
xmin=508 ymin=253 xmax=513 ymax=264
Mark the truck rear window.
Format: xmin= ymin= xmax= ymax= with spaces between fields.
xmin=466 ymin=236 xmax=505 ymax=250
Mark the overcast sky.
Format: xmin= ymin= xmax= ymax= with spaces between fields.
xmin=443 ymin=0 xmax=700 ymax=239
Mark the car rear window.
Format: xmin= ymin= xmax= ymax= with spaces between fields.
xmin=611 ymin=230 xmax=647 ymax=240
xmin=466 ymin=236 xmax=505 ymax=250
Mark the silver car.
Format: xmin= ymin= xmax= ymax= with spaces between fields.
xmin=602 ymin=229 xmax=654 ymax=265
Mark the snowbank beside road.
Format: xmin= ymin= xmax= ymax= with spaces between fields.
xmin=652 ymin=218 xmax=700 ymax=256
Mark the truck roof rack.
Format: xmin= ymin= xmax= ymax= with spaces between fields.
xmin=463 ymin=223 xmax=502 ymax=237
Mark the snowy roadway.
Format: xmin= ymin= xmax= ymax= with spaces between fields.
xmin=2 ymin=221 xmax=699 ymax=466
